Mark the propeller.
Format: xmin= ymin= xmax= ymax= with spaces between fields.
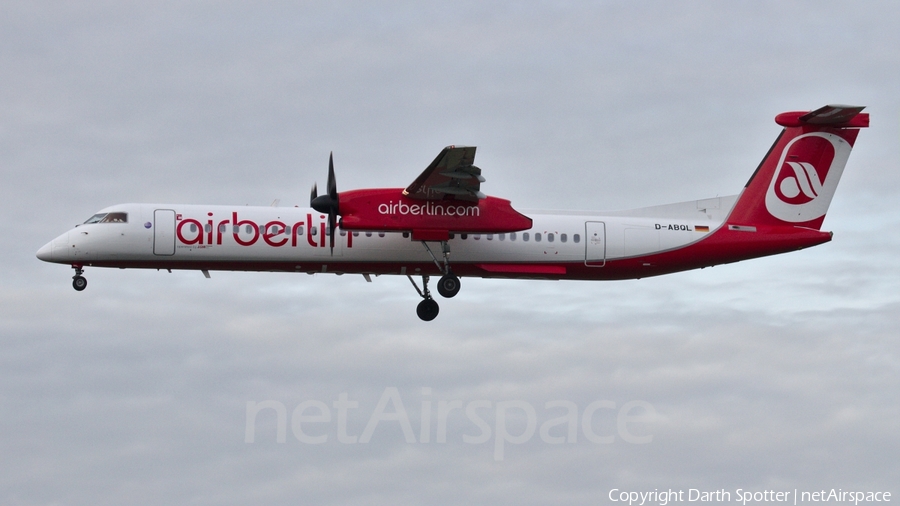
xmin=310 ymin=152 xmax=340 ymax=254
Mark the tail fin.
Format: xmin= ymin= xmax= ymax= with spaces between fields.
xmin=727 ymin=105 xmax=868 ymax=230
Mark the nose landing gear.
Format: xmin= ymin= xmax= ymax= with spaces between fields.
xmin=72 ymin=265 xmax=87 ymax=291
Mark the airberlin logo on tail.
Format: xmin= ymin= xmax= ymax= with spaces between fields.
xmin=776 ymin=162 xmax=823 ymax=204
xmin=765 ymin=132 xmax=851 ymax=223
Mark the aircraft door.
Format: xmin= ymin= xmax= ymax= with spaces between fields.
xmin=585 ymin=221 xmax=605 ymax=267
xmin=153 ymin=209 xmax=176 ymax=256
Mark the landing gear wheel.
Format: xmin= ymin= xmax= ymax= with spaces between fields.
xmin=416 ymin=299 xmax=440 ymax=321
xmin=72 ymin=276 xmax=87 ymax=291
xmin=437 ymin=273 xmax=461 ymax=298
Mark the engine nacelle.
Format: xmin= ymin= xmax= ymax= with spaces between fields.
xmin=337 ymin=188 xmax=532 ymax=241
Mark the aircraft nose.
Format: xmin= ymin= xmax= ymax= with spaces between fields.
xmin=37 ymin=232 xmax=72 ymax=263
xmin=36 ymin=241 xmax=54 ymax=261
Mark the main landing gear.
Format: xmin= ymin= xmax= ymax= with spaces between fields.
xmin=436 ymin=273 xmax=460 ymax=298
xmin=72 ymin=265 xmax=87 ymax=291
xmin=409 ymin=275 xmax=440 ymax=321
xmin=408 ymin=240 xmax=462 ymax=321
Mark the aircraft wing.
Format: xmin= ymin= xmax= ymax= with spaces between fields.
xmin=403 ymin=146 xmax=486 ymax=202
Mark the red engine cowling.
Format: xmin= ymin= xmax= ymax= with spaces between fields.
xmin=337 ymin=188 xmax=532 ymax=241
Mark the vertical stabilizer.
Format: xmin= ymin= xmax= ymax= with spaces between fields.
xmin=727 ymin=105 xmax=868 ymax=230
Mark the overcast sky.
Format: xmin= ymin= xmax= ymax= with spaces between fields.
xmin=3 ymin=2 xmax=899 ymax=505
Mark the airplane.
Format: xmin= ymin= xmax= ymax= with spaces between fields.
xmin=37 ymin=105 xmax=868 ymax=321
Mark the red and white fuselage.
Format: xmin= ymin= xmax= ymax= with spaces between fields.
xmin=34 ymin=195 xmax=827 ymax=280
xmin=37 ymin=105 xmax=868 ymax=319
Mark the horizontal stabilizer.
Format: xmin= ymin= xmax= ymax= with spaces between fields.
xmin=776 ymin=105 xmax=868 ymax=128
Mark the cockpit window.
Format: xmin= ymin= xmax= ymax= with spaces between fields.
xmin=83 ymin=213 xmax=108 ymax=224
xmin=83 ymin=212 xmax=127 ymax=224
xmin=100 ymin=212 xmax=127 ymax=223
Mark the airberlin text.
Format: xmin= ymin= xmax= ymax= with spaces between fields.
xmin=377 ymin=200 xmax=480 ymax=217
xmin=175 ymin=211 xmax=345 ymax=249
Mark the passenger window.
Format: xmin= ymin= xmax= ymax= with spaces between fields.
xmin=219 ymin=224 xmax=227 ymax=233
xmin=353 ymin=232 xmax=359 ymax=237
xmin=296 ymin=226 xmax=304 ymax=235
xmin=510 ymin=232 xmax=516 ymax=241
xmin=487 ymin=234 xmax=493 ymax=240
xmin=378 ymin=232 xmax=385 ymax=238
xmin=339 ymin=230 xmax=346 ymax=236
xmin=535 ymin=233 xmax=542 ymax=242
xmin=474 ymin=234 xmax=481 ymax=240
xmin=311 ymin=227 xmax=318 ymax=236
xmin=523 ymin=232 xmax=530 ymax=242
xmin=547 ymin=233 xmax=554 ymax=243
xmin=402 ymin=232 xmax=409 ymax=238
xmin=461 ymin=233 xmax=468 ymax=240
xmin=190 ymin=224 xmax=198 ymax=233
xmin=561 ymin=233 xmax=567 ymax=243
xmin=573 ymin=234 xmax=580 ymax=243
xmin=245 ymin=225 xmax=254 ymax=234
xmin=204 ymin=224 xmax=212 ymax=233
xmin=366 ymin=232 xmax=372 ymax=237
xmin=498 ymin=233 xmax=505 ymax=241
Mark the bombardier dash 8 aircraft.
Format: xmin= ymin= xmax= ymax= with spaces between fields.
xmin=37 ymin=105 xmax=868 ymax=320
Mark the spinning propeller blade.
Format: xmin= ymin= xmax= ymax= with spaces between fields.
xmin=310 ymin=152 xmax=340 ymax=254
